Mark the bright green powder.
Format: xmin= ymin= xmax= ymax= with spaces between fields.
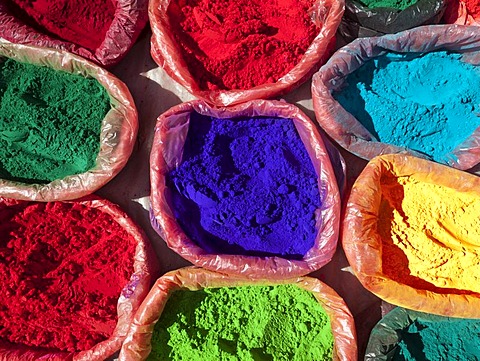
xmin=148 ymin=284 xmax=334 ymax=361
xmin=358 ymin=0 xmax=419 ymax=10
xmin=0 ymin=58 xmax=111 ymax=184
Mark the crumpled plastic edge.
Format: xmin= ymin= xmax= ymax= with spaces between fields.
xmin=119 ymin=267 xmax=357 ymax=361
xmin=0 ymin=195 xmax=157 ymax=361
xmin=148 ymin=0 xmax=345 ymax=106
xmin=444 ymin=0 xmax=480 ymax=27
xmin=0 ymin=0 xmax=149 ymax=67
xmin=0 ymin=41 xmax=138 ymax=201
xmin=149 ymin=99 xmax=341 ymax=278
xmin=312 ymin=24 xmax=480 ymax=171
xmin=342 ymin=154 xmax=480 ymax=318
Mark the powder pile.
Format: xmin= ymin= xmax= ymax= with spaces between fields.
xmin=465 ymin=0 xmax=480 ymax=19
xmin=393 ymin=316 xmax=480 ymax=360
xmin=148 ymin=285 xmax=334 ymax=360
xmin=378 ymin=172 xmax=480 ymax=294
xmin=6 ymin=0 xmax=116 ymax=51
xmin=357 ymin=0 xmax=419 ymax=10
xmin=0 ymin=201 xmax=136 ymax=351
xmin=167 ymin=112 xmax=321 ymax=258
xmin=334 ymin=51 xmax=480 ymax=163
xmin=167 ymin=0 xmax=319 ymax=90
xmin=0 ymin=58 xmax=111 ymax=184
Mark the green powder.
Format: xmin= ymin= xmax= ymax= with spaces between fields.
xmin=148 ymin=284 xmax=334 ymax=361
xmin=0 ymin=58 xmax=111 ymax=184
xmin=357 ymin=0 xmax=419 ymax=10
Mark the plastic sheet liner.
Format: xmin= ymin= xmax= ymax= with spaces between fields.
xmin=0 ymin=0 xmax=149 ymax=67
xmin=149 ymin=99 xmax=342 ymax=278
xmin=343 ymin=154 xmax=480 ymax=318
xmin=337 ymin=0 xmax=447 ymax=42
xmin=312 ymin=25 xmax=480 ymax=171
xmin=444 ymin=0 xmax=480 ymax=27
xmin=0 ymin=41 xmax=138 ymax=202
xmin=119 ymin=267 xmax=357 ymax=360
xmin=0 ymin=195 xmax=157 ymax=361
xmin=148 ymin=0 xmax=345 ymax=106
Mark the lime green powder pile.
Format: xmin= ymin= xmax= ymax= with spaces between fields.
xmin=0 ymin=58 xmax=111 ymax=184
xmin=148 ymin=284 xmax=334 ymax=361
xmin=358 ymin=0 xmax=419 ymax=10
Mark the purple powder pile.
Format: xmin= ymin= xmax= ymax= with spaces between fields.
xmin=167 ymin=112 xmax=321 ymax=259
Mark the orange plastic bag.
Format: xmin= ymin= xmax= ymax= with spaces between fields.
xmin=0 ymin=0 xmax=149 ymax=67
xmin=148 ymin=0 xmax=344 ymax=106
xmin=0 ymin=41 xmax=138 ymax=202
xmin=149 ymin=99 xmax=342 ymax=278
xmin=444 ymin=0 xmax=480 ymax=26
xmin=343 ymin=154 xmax=480 ymax=318
xmin=312 ymin=25 xmax=480 ymax=171
xmin=119 ymin=267 xmax=357 ymax=360
xmin=0 ymin=195 xmax=157 ymax=361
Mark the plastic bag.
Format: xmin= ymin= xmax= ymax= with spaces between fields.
xmin=119 ymin=267 xmax=357 ymax=361
xmin=148 ymin=0 xmax=344 ymax=106
xmin=444 ymin=0 xmax=480 ymax=27
xmin=337 ymin=0 xmax=447 ymax=42
xmin=312 ymin=25 xmax=480 ymax=171
xmin=342 ymin=154 xmax=480 ymax=318
xmin=0 ymin=0 xmax=148 ymax=67
xmin=0 ymin=195 xmax=158 ymax=361
xmin=149 ymin=99 xmax=342 ymax=278
xmin=0 ymin=41 xmax=138 ymax=201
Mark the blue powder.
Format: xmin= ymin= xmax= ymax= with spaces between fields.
xmin=334 ymin=51 xmax=480 ymax=163
xmin=167 ymin=112 xmax=321 ymax=258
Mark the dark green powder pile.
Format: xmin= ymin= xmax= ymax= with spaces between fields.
xmin=148 ymin=284 xmax=334 ymax=360
xmin=0 ymin=58 xmax=111 ymax=184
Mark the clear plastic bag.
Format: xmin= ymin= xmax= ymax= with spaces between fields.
xmin=443 ymin=0 xmax=480 ymax=27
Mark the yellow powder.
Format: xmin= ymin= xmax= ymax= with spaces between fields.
xmin=378 ymin=174 xmax=480 ymax=294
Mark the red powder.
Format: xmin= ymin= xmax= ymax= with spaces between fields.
xmin=167 ymin=0 xmax=319 ymax=90
xmin=465 ymin=0 xmax=480 ymax=18
xmin=5 ymin=0 xmax=116 ymax=51
xmin=0 ymin=201 xmax=136 ymax=352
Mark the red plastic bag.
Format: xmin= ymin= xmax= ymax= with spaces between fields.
xmin=312 ymin=24 xmax=480 ymax=171
xmin=119 ymin=267 xmax=357 ymax=360
xmin=0 ymin=195 xmax=157 ymax=361
xmin=444 ymin=0 xmax=480 ymax=26
xmin=149 ymin=99 xmax=342 ymax=278
xmin=0 ymin=41 xmax=138 ymax=202
xmin=148 ymin=0 xmax=344 ymax=106
xmin=0 ymin=0 xmax=148 ymax=67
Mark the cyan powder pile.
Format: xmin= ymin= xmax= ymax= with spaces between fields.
xmin=148 ymin=285 xmax=334 ymax=360
xmin=167 ymin=112 xmax=321 ymax=258
xmin=334 ymin=51 xmax=480 ymax=163
xmin=0 ymin=58 xmax=111 ymax=184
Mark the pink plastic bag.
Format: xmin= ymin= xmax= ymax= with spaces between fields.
xmin=0 ymin=41 xmax=138 ymax=202
xmin=150 ymin=99 xmax=342 ymax=278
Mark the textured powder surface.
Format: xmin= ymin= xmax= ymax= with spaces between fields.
xmin=358 ymin=0 xmax=419 ymax=10
xmin=378 ymin=173 xmax=480 ymax=294
xmin=0 ymin=201 xmax=136 ymax=352
xmin=167 ymin=112 xmax=321 ymax=258
xmin=0 ymin=58 xmax=110 ymax=184
xmin=148 ymin=285 xmax=334 ymax=361
xmin=334 ymin=51 xmax=480 ymax=163
xmin=167 ymin=0 xmax=319 ymax=90
xmin=465 ymin=0 xmax=480 ymax=19
xmin=6 ymin=0 xmax=116 ymax=51
xmin=393 ymin=317 xmax=480 ymax=360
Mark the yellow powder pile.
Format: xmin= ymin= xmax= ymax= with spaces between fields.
xmin=378 ymin=174 xmax=480 ymax=294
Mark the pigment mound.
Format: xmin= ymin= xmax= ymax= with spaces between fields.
xmin=334 ymin=51 xmax=480 ymax=163
xmin=5 ymin=0 xmax=116 ymax=51
xmin=167 ymin=0 xmax=319 ymax=90
xmin=0 ymin=201 xmax=136 ymax=352
xmin=148 ymin=285 xmax=334 ymax=360
xmin=0 ymin=58 xmax=111 ymax=184
xmin=466 ymin=0 xmax=480 ymax=20
xmin=167 ymin=112 xmax=321 ymax=259
xmin=357 ymin=0 xmax=419 ymax=10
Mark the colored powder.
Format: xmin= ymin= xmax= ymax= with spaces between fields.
xmin=148 ymin=284 xmax=334 ymax=360
xmin=465 ymin=0 xmax=480 ymax=19
xmin=334 ymin=51 xmax=480 ymax=163
xmin=167 ymin=0 xmax=319 ymax=90
xmin=167 ymin=112 xmax=321 ymax=259
xmin=0 ymin=201 xmax=136 ymax=352
xmin=378 ymin=172 xmax=480 ymax=294
xmin=0 ymin=58 xmax=111 ymax=184
xmin=5 ymin=0 xmax=116 ymax=51
xmin=393 ymin=317 xmax=480 ymax=360
xmin=357 ymin=0 xmax=418 ymax=10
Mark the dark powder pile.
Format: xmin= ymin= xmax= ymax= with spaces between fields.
xmin=0 ymin=58 xmax=111 ymax=184
xmin=167 ymin=112 xmax=321 ymax=259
